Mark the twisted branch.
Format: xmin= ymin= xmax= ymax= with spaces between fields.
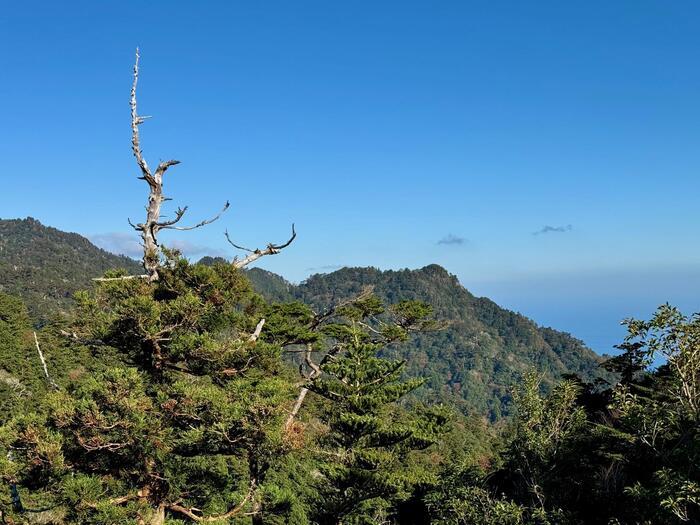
xmin=226 ymin=224 xmax=296 ymax=269
xmin=159 ymin=201 xmax=230 ymax=231
xmin=285 ymin=344 xmax=322 ymax=430
xmin=167 ymin=479 xmax=256 ymax=522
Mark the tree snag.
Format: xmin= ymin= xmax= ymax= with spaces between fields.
xmin=128 ymin=48 xmax=229 ymax=281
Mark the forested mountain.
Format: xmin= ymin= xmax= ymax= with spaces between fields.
xmin=247 ymin=265 xmax=606 ymax=419
xmin=0 ymin=218 xmax=605 ymax=419
xmin=0 ymin=218 xmax=142 ymax=321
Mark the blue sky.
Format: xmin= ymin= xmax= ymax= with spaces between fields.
xmin=1 ymin=1 xmax=699 ymax=354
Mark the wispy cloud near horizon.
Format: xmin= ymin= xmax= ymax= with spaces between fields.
xmin=89 ymin=232 xmax=142 ymax=258
xmin=89 ymin=232 xmax=228 ymax=260
xmin=437 ymin=234 xmax=466 ymax=246
xmin=306 ymin=264 xmax=345 ymax=273
xmin=533 ymin=224 xmax=573 ymax=236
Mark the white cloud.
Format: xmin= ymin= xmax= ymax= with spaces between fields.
xmin=89 ymin=232 xmax=142 ymax=258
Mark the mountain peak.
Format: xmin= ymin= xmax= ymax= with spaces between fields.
xmin=418 ymin=263 xmax=451 ymax=276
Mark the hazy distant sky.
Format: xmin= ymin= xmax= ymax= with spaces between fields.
xmin=1 ymin=1 xmax=699 ymax=354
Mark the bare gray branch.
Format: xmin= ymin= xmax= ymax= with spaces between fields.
xmin=226 ymin=224 xmax=297 ymax=269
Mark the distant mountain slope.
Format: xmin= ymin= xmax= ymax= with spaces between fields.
xmin=246 ymin=268 xmax=297 ymax=303
xmin=0 ymin=218 xmax=142 ymax=321
xmin=250 ymin=265 xmax=607 ymax=420
xmin=0 ymin=218 xmax=607 ymax=419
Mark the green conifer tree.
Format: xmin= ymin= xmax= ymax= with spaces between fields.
xmin=0 ymin=253 xmax=295 ymax=524
xmin=304 ymin=295 xmax=448 ymax=524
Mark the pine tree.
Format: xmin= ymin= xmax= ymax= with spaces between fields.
xmin=305 ymin=295 xmax=448 ymax=524
xmin=0 ymin=254 xmax=295 ymax=524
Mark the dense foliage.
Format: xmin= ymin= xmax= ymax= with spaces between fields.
xmin=303 ymin=295 xmax=448 ymax=524
xmin=421 ymin=304 xmax=700 ymax=524
xmin=0 ymin=254 xmax=458 ymax=524
xmin=0 ymin=253 xmax=294 ymax=523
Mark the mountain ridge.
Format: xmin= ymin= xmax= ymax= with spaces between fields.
xmin=0 ymin=218 xmax=607 ymax=417
xmin=246 ymin=264 xmax=606 ymax=419
xmin=0 ymin=217 xmax=142 ymax=321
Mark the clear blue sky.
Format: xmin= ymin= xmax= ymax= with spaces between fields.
xmin=1 ymin=1 xmax=699 ymax=354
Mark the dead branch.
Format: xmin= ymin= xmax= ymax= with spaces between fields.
xmin=128 ymin=48 xmax=228 ymax=281
xmin=309 ymin=286 xmax=374 ymax=331
xmin=167 ymin=479 xmax=256 ymax=522
xmin=285 ymin=344 xmax=321 ymax=430
xmin=276 ymin=286 xmax=375 ymax=348
xmin=93 ymin=274 xmax=149 ymax=282
xmin=33 ymin=332 xmax=59 ymax=390
xmin=159 ymin=201 xmax=230 ymax=231
xmin=249 ymin=319 xmax=266 ymax=342
xmin=282 ymin=287 xmax=377 ymax=429
xmin=226 ymin=224 xmax=296 ymax=269
xmin=304 ymin=349 xmax=321 ymax=379
xmin=59 ymin=330 xmax=108 ymax=347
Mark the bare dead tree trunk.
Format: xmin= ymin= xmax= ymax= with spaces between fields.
xmin=127 ymin=48 xmax=229 ymax=281
xmin=285 ymin=344 xmax=321 ymax=430
xmin=286 ymin=387 xmax=311 ymax=430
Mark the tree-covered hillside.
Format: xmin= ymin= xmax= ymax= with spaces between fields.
xmin=0 ymin=218 xmax=142 ymax=322
xmin=0 ymin=219 xmax=606 ymax=419
xmin=248 ymin=265 xmax=607 ymax=420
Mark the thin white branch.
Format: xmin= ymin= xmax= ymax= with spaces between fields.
xmin=34 ymin=332 xmax=59 ymax=390
xmin=285 ymin=344 xmax=321 ymax=430
xmin=130 ymin=48 xmax=151 ymax=180
xmin=156 ymin=205 xmax=189 ymax=228
xmin=160 ymin=201 xmax=230 ymax=231
xmin=285 ymin=387 xmax=310 ymax=431
xmin=93 ymin=274 xmax=149 ymax=282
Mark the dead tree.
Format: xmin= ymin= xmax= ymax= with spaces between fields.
xmin=127 ymin=48 xmax=229 ymax=281
xmin=225 ymin=224 xmax=296 ymax=269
